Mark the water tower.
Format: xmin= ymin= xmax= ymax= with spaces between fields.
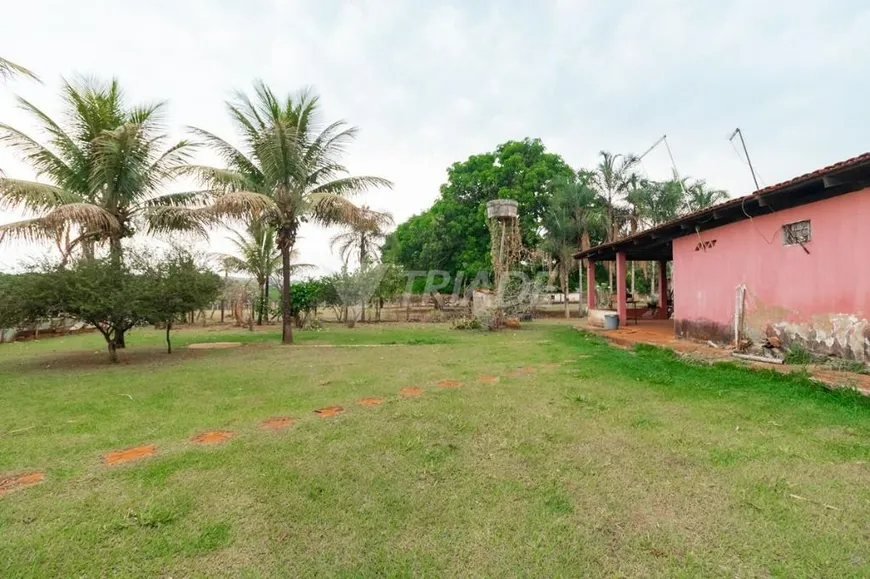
xmin=486 ymin=199 xmax=521 ymax=295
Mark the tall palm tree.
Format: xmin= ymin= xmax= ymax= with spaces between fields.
xmin=0 ymin=78 xmax=238 ymax=345
xmin=329 ymin=206 xmax=394 ymax=322
xmin=329 ymin=206 xmax=394 ymax=266
xmin=542 ymin=192 xmax=581 ymax=319
xmin=0 ymin=78 xmax=229 ymax=266
xmin=545 ymin=173 xmax=607 ymax=313
xmin=217 ymin=221 xmax=311 ymax=325
xmin=592 ymin=151 xmax=638 ymax=290
xmin=191 ymin=82 xmax=392 ymax=344
xmin=0 ymin=57 xmax=38 ymax=82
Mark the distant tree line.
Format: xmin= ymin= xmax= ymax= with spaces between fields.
xmin=381 ymin=138 xmax=728 ymax=315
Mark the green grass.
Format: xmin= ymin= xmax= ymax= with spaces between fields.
xmin=2 ymin=322 xmax=870 ymax=577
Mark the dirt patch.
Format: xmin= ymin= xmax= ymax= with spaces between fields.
xmin=540 ymin=362 xmax=561 ymax=368
xmin=478 ymin=375 xmax=499 ymax=383
xmin=11 ymin=348 xmax=207 ymax=372
xmin=314 ymin=406 xmax=344 ymax=417
xmin=187 ymin=342 xmax=242 ymax=350
xmin=260 ymin=417 xmax=294 ymax=430
xmin=400 ymin=387 xmax=423 ymax=397
xmin=503 ymin=369 xmax=528 ymax=378
xmin=191 ymin=431 xmax=234 ymax=444
xmin=520 ymin=366 xmax=536 ymax=373
xmin=103 ymin=444 xmax=156 ymax=466
xmin=437 ymin=380 xmax=462 ymax=388
xmin=0 ymin=472 xmax=44 ymax=496
xmin=358 ymin=398 xmax=384 ymax=406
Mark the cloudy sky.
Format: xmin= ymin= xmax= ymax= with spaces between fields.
xmin=1 ymin=0 xmax=868 ymax=272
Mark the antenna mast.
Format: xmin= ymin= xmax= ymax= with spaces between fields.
xmin=729 ymin=128 xmax=760 ymax=192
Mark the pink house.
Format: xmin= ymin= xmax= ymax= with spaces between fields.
xmin=575 ymin=153 xmax=870 ymax=361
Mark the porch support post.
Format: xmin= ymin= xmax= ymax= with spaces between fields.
xmin=658 ymin=260 xmax=668 ymax=312
xmin=616 ymin=252 xmax=627 ymax=326
xmin=586 ymin=260 xmax=596 ymax=311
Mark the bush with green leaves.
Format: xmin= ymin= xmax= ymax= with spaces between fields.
xmin=0 ymin=251 xmax=220 ymax=362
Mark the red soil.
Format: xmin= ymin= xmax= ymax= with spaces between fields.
xmin=314 ymin=406 xmax=344 ymax=417
xmin=478 ymin=375 xmax=499 ymax=383
xmin=521 ymin=366 xmax=536 ymax=373
xmin=400 ymin=387 xmax=423 ymax=397
xmin=260 ymin=417 xmax=294 ymax=430
xmin=103 ymin=444 xmax=156 ymax=466
xmin=437 ymin=380 xmax=462 ymax=388
xmin=358 ymin=398 xmax=384 ymax=406
xmin=191 ymin=431 xmax=234 ymax=445
xmin=0 ymin=472 xmax=44 ymax=496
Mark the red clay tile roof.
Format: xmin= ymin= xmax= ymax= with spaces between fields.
xmin=574 ymin=151 xmax=870 ymax=259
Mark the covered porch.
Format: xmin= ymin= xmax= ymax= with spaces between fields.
xmin=580 ymin=248 xmax=673 ymax=330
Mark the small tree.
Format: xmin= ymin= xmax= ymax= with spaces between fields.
xmin=141 ymin=252 xmax=222 ymax=353
xmin=289 ymin=279 xmax=324 ymax=329
xmin=2 ymin=259 xmax=149 ymax=362
xmin=0 ymin=252 xmax=220 ymax=361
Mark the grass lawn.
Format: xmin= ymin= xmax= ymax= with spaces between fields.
xmin=2 ymin=322 xmax=870 ymax=577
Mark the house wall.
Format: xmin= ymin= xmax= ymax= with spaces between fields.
xmin=673 ymin=186 xmax=870 ymax=360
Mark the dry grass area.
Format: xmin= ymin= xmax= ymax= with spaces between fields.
xmin=1 ymin=322 xmax=869 ymax=576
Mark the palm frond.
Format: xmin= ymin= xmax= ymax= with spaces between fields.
xmin=0 ymin=178 xmax=83 ymax=212
xmin=307 ymin=192 xmax=365 ymax=227
xmin=208 ymin=191 xmax=275 ymax=220
xmin=0 ymin=57 xmax=39 ymax=82
xmin=140 ymin=190 xmax=215 ymax=208
xmin=0 ymin=203 xmax=119 ymax=244
xmin=185 ymin=165 xmax=252 ymax=191
xmin=0 ymin=120 xmax=80 ymax=187
xmin=308 ymin=175 xmax=393 ymax=197
xmin=143 ymin=206 xmax=210 ymax=238
xmin=187 ymin=127 xmax=262 ymax=180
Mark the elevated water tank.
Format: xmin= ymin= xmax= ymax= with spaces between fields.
xmin=486 ymin=199 xmax=518 ymax=220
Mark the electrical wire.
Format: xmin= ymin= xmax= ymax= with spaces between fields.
xmin=729 ymin=137 xmax=767 ymax=188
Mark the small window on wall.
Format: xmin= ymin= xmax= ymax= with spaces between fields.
xmin=782 ymin=220 xmax=811 ymax=245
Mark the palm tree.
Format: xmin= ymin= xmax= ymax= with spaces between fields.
xmin=0 ymin=57 xmax=38 ymax=82
xmin=592 ymin=151 xmax=639 ymax=290
xmin=191 ymin=82 xmax=392 ymax=344
xmin=217 ymin=221 xmax=311 ymax=325
xmin=0 ymin=78 xmax=237 ymax=344
xmin=542 ymin=192 xmax=580 ymax=319
xmin=0 ymin=78 xmax=230 ymax=265
xmin=329 ymin=206 xmax=394 ymax=266
xmin=684 ymin=179 xmax=728 ymax=213
xmin=329 ymin=206 xmax=394 ymax=322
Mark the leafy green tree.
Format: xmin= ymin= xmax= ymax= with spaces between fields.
xmin=371 ymin=263 xmax=407 ymax=320
xmin=289 ymin=279 xmax=324 ymax=328
xmin=140 ymin=251 xmax=222 ymax=354
xmin=2 ymin=258 xmax=150 ymax=362
xmin=383 ymin=139 xmax=573 ymax=276
xmin=192 ymin=83 xmax=392 ymax=344
xmin=2 ymin=252 xmax=220 ymax=361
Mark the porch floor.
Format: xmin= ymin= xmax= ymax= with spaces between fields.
xmin=583 ymin=318 xmax=729 ymax=361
